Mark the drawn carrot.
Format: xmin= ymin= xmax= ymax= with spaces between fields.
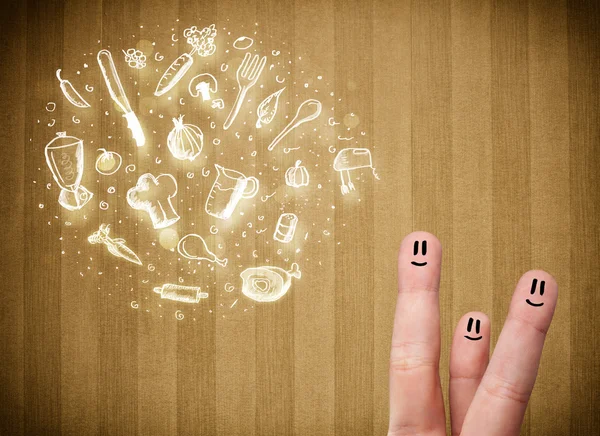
xmin=88 ymin=224 xmax=142 ymax=265
xmin=56 ymin=69 xmax=91 ymax=108
xmin=154 ymin=25 xmax=217 ymax=97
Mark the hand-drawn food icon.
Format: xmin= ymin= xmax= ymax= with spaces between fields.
xmin=273 ymin=213 xmax=298 ymax=243
xmin=267 ymin=99 xmax=322 ymax=151
xmin=123 ymin=48 xmax=146 ymax=69
xmin=45 ymin=132 xmax=93 ymax=211
xmin=188 ymin=73 xmax=218 ymax=101
xmin=285 ymin=160 xmax=309 ymax=187
xmin=127 ymin=173 xmax=180 ymax=229
xmin=223 ymin=53 xmax=267 ymax=130
xmin=155 ymin=25 xmax=217 ymax=97
xmin=153 ymin=283 xmax=208 ymax=304
xmin=232 ymin=36 xmax=254 ymax=50
xmin=97 ymin=49 xmax=145 ymax=147
xmin=256 ymin=87 xmax=285 ymax=128
xmin=333 ymin=148 xmax=379 ymax=195
xmin=55 ymin=69 xmax=91 ymax=108
xmin=167 ymin=115 xmax=203 ymax=161
xmin=95 ymin=148 xmax=122 ymax=175
xmin=205 ymin=164 xmax=259 ymax=220
xmin=177 ymin=233 xmax=228 ymax=267
xmin=240 ymin=263 xmax=301 ymax=302
xmin=88 ymin=223 xmax=142 ymax=265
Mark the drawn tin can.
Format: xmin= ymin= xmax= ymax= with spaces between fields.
xmin=273 ymin=213 xmax=298 ymax=243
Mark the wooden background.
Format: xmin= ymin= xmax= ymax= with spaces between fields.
xmin=1 ymin=0 xmax=598 ymax=435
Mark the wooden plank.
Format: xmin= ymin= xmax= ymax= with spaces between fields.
xmin=0 ymin=0 xmax=27 ymax=434
xmin=96 ymin=1 xmax=142 ymax=434
xmin=372 ymin=0 xmax=412 ymax=435
xmin=57 ymin=1 xmax=103 ymax=435
xmin=527 ymin=0 xmax=571 ymax=434
xmin=490 ymin=0 xmax=532 ymax=432
xmin=567 ymin=1 xmax=600 ymax=434
xmin=411 ymin=0 xmax=454 ymax=419
xmin=333 ymin=0 xmax=375 ymax=434
xmin=292 ymin=0 xmax=336 ymax=435
xmin=23 ymin=0 xmax=64 ymax=433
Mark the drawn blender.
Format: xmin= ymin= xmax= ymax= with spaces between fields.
xmin=223 ymin=53 xmax=267 ymax=130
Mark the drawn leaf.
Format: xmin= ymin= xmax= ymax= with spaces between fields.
xmin=256 ymin=87 xmax=285 ymax=128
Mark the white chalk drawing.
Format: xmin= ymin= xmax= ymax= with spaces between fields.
xmin=167 ymin=115 xmax=203 ymax=161
xmin=223 ymin=52 xmax=267 ymax=130
xmin=95 ymin=148 xmax=122 ymax=175
xmin=153 ymin=283 xmax=209 ymax=304
xmin=211 ymin=99 xmax=224 ymax=110
xmin=97 ymin=49 xmax=145 ymax=147
xmin=123 ymin=48 xmax=147 ymax=69
xmin=45 ymin=132 xmax=93 ymax=211
xmin=285 ymin=160 xmax=309 ymax=187
xmin=275 ymin=75 xmax=285 ymax=84
xmin=240 ymin=263 xmax=301 ymax=302
xmin=267 ymin=99 xmax=322 ymax=151
xmin=333 ymin=148 xmax=380 ymax=195
xmin=177 ymin=233 xmax=227 ymax=267
xmin=127 ymin=173 xmax=180 ymax=229
xmin=232 ymin=36 xmax=254 ymax=50
xmin=283 ymin=146 xmax=300 ymax=154
xmin=46 ymin=102 xmax=56 ymax=112
xmin=56 ymin=69 xmax=91 ymax=108
xmin=273 ymin=213 xmax=298 ymax=243
xmin=205 ymin=164 xmax=259 ymax=220
xmin=155 ymin=52 xmax=164 ymax=61
xmin=48 ymin=119 xmax=55 ymax=127
xmin=155 ymin=25 xmax=217 ymax=97
xmin=188 ymin=73 xmax=217 ymax=101
xmin=88 ymin=223 xmax=142 ymax=265
xmin=256 ymin=87 xmax=285 ymax=128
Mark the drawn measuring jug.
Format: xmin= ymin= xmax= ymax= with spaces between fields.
xmin=205 ymin=164 xmax=259 ymax=220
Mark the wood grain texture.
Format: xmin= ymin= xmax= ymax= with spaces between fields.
xmin=1 ymin=0 xmax=598 ymax=435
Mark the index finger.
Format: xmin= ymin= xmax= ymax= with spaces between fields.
xmin=388 ymin=231 xmax=446 ymax=434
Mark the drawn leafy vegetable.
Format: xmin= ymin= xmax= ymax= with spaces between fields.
xmin=256 ymin=87 xmax=285 ymax=128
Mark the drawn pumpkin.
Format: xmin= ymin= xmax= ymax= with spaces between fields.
xmin=285 ymin=160 xmax=309 ymax=188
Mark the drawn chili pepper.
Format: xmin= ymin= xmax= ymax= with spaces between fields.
xmin=56 ymin=69 xmax=91 ymax=108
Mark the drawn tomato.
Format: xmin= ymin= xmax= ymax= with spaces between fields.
xmin=95 ymin=148 xmax=122 ymax=175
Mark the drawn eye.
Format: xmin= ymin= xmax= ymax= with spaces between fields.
xmin=530 ymin=278 xmax=538 ymax=294
xmin=422 ymin=240 xmax=427 ymax=256
xmin=475 ymin=319 xmax=481 ymax=334
xmin=467 ymin=317 xmax=473 ymax=332
xmin=413 ymin=241 xmax=419 ymax=256
xmin=540 ymin=280 xmax=545 ymax=296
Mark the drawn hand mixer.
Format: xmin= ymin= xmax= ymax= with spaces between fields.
xmin=333 ymin=148 xmax=379 ymax=195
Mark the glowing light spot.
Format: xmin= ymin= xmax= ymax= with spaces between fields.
xmin=159 ymin=228 xmax=179 ymax=250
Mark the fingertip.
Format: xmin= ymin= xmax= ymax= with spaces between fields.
xmin=509 ymin=270 xmax=558 ymax=334
xmin=453 ymin=311 xmax=490 ymax=345
xmin=397 ymin=231 xmax=442 ymax=292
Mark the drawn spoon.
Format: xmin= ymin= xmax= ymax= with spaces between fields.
xmin=267 ymin=99 xmax=322 ymax=151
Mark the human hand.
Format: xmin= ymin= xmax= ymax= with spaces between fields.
xmin=389 ymin=232 xmax=558 ymax=436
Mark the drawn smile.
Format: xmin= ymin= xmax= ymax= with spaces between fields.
xmin=526 ymin=299 xmax=544 ymax=307
xmin=411 ymin=261 xmax=428 ymax=267
xmin=464 ymin=335 xmax=482 ymax=341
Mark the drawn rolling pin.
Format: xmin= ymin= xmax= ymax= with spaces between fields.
xmin=97 ymin=49 xmax=145 ymax=147
xmin=153 ymin=284 xmax=208 ymax=304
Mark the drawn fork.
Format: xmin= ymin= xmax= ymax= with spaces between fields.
xmin=223 ymin=53 xmax=267 ymax=130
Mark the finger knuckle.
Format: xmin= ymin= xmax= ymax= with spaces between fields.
xmin=482 ymin=373 xmax=530 ymax=405
xmin=390 ymin=341 xmax=437 ymax=373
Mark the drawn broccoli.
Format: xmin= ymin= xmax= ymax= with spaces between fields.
xmin=184 ymin=24 xmax=217 ymax=57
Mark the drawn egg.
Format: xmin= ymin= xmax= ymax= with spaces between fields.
xmin=233 ymin=36 xmax=254 ymax=50
xmin=95 ymin=149 xmax=122 ymax=175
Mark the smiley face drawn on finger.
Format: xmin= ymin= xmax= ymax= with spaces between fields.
xmin=410 ymin=240 xmax=428 ymax=267
xmin=464 ymin=317 xmax=482 ymax=341
xmin=526 ymin=278 xmax=545 ymax=307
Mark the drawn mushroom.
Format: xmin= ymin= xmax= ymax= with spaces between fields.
xmin=188 ymin=73 xmax=218 ymax=101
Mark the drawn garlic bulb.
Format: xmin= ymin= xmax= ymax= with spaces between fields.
xmin=256 ymin=87 xmax=285 ymax=128
xmin=167 ymin=115 xmax=203 ymax=161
